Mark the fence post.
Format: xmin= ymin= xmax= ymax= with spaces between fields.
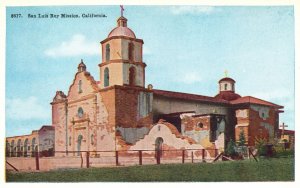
xmin=139 ymin=150 xmax=142 ymax=165
xmin=202 ymin=149 xmax=205 ymax=161
xmin=86 ymin=151 xmax=90 ymax=168
xmin=115 ymin=151 xmax=119 ymax=166
xmin=35 ymin=151 xmax=40 ymax=170
xmin=156 ymin=150 xmax=160 ymax=164
xmin=191 ymin=151 xmax=194 ymax=163
xmin=182 ymin=150 xmax=185 ymax=163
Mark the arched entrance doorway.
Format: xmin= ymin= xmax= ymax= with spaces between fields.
xmin=77 ymin=135 xmax=83 ymax=156
xmin=155 ymin=137 xmax=163 ymax=159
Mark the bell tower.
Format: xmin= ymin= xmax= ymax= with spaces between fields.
xmin=99 ymin=11 xmax=146 ymax=89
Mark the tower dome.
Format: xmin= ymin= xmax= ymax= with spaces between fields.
xmin=108 ymin=16 xmax=136 ymax=38
xmin=215 ymin=76 xmax=241 ymax=101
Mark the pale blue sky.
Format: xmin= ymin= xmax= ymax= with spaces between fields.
xmin=6 ymin=6 xmax=295 ymax=137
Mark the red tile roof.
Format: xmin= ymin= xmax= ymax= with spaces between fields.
xmin=230 ymin=96 xmax=283 ymax=108
xmin=153 ymin=89 xmax=229 ymax=104
xmin=215 ymin=91 xmax=241 ymax=101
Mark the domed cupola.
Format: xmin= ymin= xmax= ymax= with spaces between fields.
xmin=215 ymin=74 xmax=241 ymax=101
xmin=108 ymin=16 xmax=136 ymax=38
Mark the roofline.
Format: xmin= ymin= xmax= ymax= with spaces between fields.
xmin=100 ymin=35 xmax=144 ymax=44
xmin=231 ymin=96 xmax=284 ymax=109
xmin=153 ymin=89 xmax=230 ymax=105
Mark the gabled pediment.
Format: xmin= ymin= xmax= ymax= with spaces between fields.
xmin=67 ymin=70 xmax=99 ymax=101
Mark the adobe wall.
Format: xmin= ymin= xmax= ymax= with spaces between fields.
xmin=113 ymin=87 xmax=153 ymax=144
xmin=129 ymin=123 xmax=212 ymax=158
xmin=38 ymin=129 xmax=55 ymax=152
xmin=235 ymin=105 xmax=279 ymax=146
xmin=115 ymin=87 xmax=153 ymax=128
xmin=181 ymin=114 xmax=226 ymax=151
xmin=152 ymin=95 xmax=236 ymax=147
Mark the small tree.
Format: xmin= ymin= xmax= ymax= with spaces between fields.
xmin=255 ymin=137 xmax=267 ymax=156
xmin=225 ymin=139 xmax=237 ymax=157
xmin=238 ymin=130 xmax=246 ymax=146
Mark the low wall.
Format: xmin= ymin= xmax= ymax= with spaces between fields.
xmin=6 ymin=150 xmax=216 ymax=172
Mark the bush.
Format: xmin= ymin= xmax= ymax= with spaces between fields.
xmin=238 ymin=131 xmax=246 ymax=146
xmin=255 ymin=137 xmax=267 ymax=156
xmin=225 ymin=139 xmax=237 ymax=157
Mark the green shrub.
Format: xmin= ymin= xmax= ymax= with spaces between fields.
xmin=225 ymin=139 xmax=237 ymax=157
xmin=238 ymin=130 xmax=246 ymax=146
xmin=255 ymin=137 xmax=267 ymax=156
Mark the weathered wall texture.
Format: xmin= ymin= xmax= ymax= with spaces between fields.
xmin=235 ymin=105 xmax=279 ymax=146
xmin=181 ymin=114 xmax=226 ymax=151
xmin=115 ymin=87 xmax=153 ymax=128
xmin=128 ymin=122 xmax=212 ymax=158
xmin=38 ymin=127 xmax=55 ymax=152
xmin=152 ymin=96 xmax=234 ymax=129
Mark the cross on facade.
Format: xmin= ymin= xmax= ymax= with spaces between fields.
xmin=120 ymin=5 xmax=124 ymax=17
xmin=280 ymin=122 xmax=288 ymax=137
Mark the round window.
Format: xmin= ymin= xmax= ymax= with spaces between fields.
xmin=197 ymin=122 xmax=204 ymax=128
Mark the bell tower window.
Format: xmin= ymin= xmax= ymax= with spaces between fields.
xmin=106 ymin=44 xmax=110 ymax=62
xmin=129 ymin=66 xmax=136 ymax=86
xmin=128 ymin=42 xmax=134 ymax=61
xmin=104 ymin=67 xmax=110 ymax=87
xmin=225 ymin=84 xmax=228 ymax=91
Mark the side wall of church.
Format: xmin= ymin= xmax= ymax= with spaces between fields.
xmin=154 ymin=96 xmax=234 ymax=135
xmin=114 ymin=87 xmax=153 ymax=145
xmin=181 ymin=115 xmax=226 ymax=151
xmin=235 ymin=105 xmax=279 ymax=146
xmin=152 ymin=96 xmax=229 ymax=119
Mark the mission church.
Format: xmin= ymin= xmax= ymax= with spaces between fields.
xmin=6 ymin=11 xmax=284 ymax=158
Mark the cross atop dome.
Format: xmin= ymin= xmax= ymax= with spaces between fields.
xmin=120 ymin=5 xmax=124 ymax=17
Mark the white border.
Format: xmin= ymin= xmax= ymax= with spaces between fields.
xmin=0 ymin=0 xmax=298 ymax=187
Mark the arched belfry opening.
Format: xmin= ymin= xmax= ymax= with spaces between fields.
xmin=128 ymin=42 xmax=134 ymax=61
xmin=104 ymin=67 xmax=110 ymax=87
xmin=129 ymin=66 xmax=136 ymax=86
xmin=106 ymin=44 xmax=110 ymax=62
